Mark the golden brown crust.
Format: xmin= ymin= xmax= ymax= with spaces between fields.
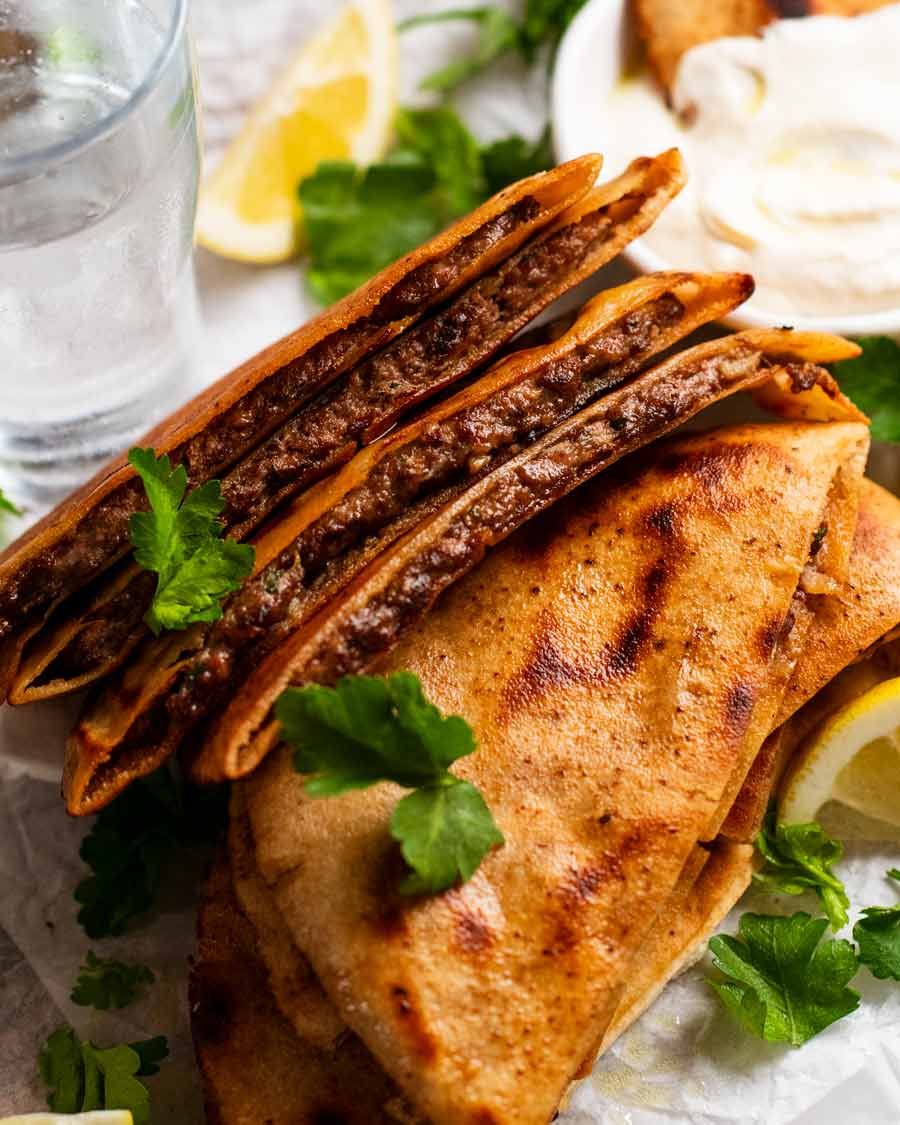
xmin=633 ymin=0 xmax=776 ymax=93
xmin=597 ymin=841 xmax=754 ymax=1056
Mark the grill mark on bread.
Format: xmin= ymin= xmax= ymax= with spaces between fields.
xmin=723 ymin=680 xmax=757 ymax=742
xmin=500 ymin=506 xmax=680 ymax=720
xmin=389 ymin=984 xmax=438 ymax=1063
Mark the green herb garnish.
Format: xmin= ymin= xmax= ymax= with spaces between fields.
xmin=277 ymin=671 xmax=504 ymax=894
xmin=708 ymin=912 xmax=860 ymax=1046
xmin=39 ymin=1027 xmax=167 ymax=1123
xmin=75 ymin=764 xmax=226 ymax=938
xmin=834 ymin=336 xmax=900 ymax=443
xmin=400 ymin=0 xmax=590 ymax=91
xmin=753 ymin=810 xmax=850 ymax=931
xmin=128 ymin=447 xmax=254 ymax=635
xmin=71 ymin=951 xmax=155 ymax=1010
xmin=852 ymin=868 xmax=900 ymax=981
xmin=0 ymin=488 xmax=19 ymax=516
xmin=300 ymin=106 xmax=552 ymax=304
xmin=854 ymin=905 xmax=900 ymax=980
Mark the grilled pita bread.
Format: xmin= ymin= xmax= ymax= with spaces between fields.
xmin=0 ymin=157 xmax=601 ymax=651
xmin=5 ymin=152 xmax=687 ymax=705
xmin=722 ymin=479 xmax=900 ymax=840
xmin=597 ymin=841 xmax=755 ymax=1056
xmin=241 ymin=420 xmax=866 ymax=1125
xmin=64 ymin=270 xmax=758 ymax=814
xmin=191 ymin=851 xmax=417 ymax=1125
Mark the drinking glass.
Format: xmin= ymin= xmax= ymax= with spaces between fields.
xmin=0 ymin=0 xmax=200 ymax=503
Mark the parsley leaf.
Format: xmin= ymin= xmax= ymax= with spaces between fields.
xmin=392 ymin=779 xmax=504 ymax=895
xmin=301 ymin=156 xmax=441 ymax=305
xmin=38 ymin=1027 xmax=166 ymax=1124
xmin=128 ymin=447 xmax=254 ymax=635
xmin=833 ymin=336 xmax=900 ymax=443
xmin=708 ymin=912 xmax=860 ymax=1045
xmin=71 ymin=951 xmax=155 ymax=1010
xmin=0 ymin=488 xmax=20 ymax=516
xmin=400 ymin=7 xmax=521 ymax=92
xmin=853 ymin=869 xmax=900 ymax=981
xmin=277 ymin=671 xmax=504 ymax=894
xmin=39 ymin=1027 xmax=84 ymax=1113
xmin=299 ymin=107 xmax=552 ymax=303
xmin=854 ymin=906 xmax=900 ymax=980
xmin=753 ymin=810 xmax=850 ymax=931
xmin=481 ymin=126 xmax=554 ymax=194
xmin=521 ymin=0 xmax=590 ymax=54
xmin=400 ymin=0 xmax=589 ymax=89
xmin=75 ymin=764 xmax=227 ymax=938
xmin=130 ymin=1036 xmax=170 ymax=1077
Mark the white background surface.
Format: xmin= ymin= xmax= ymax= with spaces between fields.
xmin=2 ymin=1 xmax=900 ymax=1121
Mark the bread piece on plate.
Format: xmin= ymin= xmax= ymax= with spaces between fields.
xmin=633 ymin=0 xmax=775 ymax=94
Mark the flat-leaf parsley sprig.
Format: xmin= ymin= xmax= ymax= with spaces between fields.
xmin=71 ymin=951 xmax=155 ymax=1010
xmin=128 ymin=447 xmax=254 ymax=634
xmin=708 ymin=912 xmax=860 ymax=1046
xmin=753 ymin=809 xmax=850 ymax=931
xmin=276 ymin=671 xmax=504 ymax=894
xmin=39 ymin=1026 xmax=168 ymax=1123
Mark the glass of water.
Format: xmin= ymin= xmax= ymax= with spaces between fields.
xmin=0 ymin=0 xmax=200 ymax=503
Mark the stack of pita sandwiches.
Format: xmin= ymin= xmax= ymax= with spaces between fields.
xmin=0 ymin=153 xmax=897 ymax=1123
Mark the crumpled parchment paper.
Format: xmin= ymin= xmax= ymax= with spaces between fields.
xmin=2 ymin=1 xmax=899 ymax=1120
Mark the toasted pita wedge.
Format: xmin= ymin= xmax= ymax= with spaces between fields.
xmin=191 ymin=851 xmax=418 ymax=1125
xmin=228 ymin=791 xmax=343 ymax=1052
xmin=65 ymin=270 xmax=756 ymax=814
xmin=722 ymin=479 xmax=900 ymax=840
xmin=195 ymin=332 xmax=861 ymax=788
xmin=0 ymin=156 xmax=601 ymax=647
xmin=597 ymin=841 xmax=755 ymax=1056
xmin=633 ymin=0 xmax=775 ymax=94
xmin=241 ymin=420 xmax=865 ymax=1125
xmin=5 ymin=153 xmax=688 ymax=705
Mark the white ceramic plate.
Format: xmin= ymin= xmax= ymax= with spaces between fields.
xmin=552 ymin=0 xmax=900 ymax=338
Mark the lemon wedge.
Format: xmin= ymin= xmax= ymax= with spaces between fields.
xmin=0 ymin=1114 xmax=132 ymax=1124
xmin=197 ymin=0 xmax=397 ymax=263
xmin=779 ymin=676 xmax=900 ymax=827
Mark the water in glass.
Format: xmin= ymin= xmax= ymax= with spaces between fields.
xmin=0 ymin=0 xmax=200 ymax=502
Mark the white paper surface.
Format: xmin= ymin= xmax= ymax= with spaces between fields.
xmin=2 ymin=1 xmax=899 ymax=1121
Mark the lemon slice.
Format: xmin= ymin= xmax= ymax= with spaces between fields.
xmin=0 ymin=1113 xmax=132 ymax=1124
xmin=779 ymin=676 xmax=900 ymax=827
xmin=197 ymin=0 xmax=397 ymax=263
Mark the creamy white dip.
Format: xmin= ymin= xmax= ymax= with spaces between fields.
xmin=604 ymin=7 xmax=900 ymax=319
